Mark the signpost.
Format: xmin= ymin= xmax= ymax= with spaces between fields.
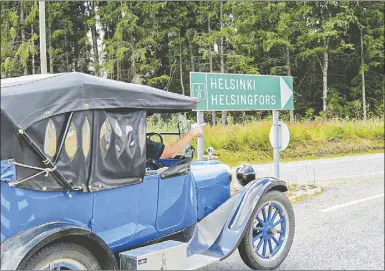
xmin=190 ymin=72 xmax=293 ymax=111
xmin=190 ymin=72 xmax=294 ymax=179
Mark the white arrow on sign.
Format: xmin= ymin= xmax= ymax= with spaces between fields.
xmin=280 ymin=77 xmax=293 ymax=109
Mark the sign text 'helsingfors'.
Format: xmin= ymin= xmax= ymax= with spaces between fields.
xmin=190 ymin=72 xmax=294 ymax=111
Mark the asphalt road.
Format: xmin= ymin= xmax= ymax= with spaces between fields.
xmin=251 ymin=153 xmax=384 ymax=185
xmin=206 ymin=153 xmax=384 ymax=270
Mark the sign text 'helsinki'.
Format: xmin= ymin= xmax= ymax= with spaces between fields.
xmin=190 ymin=72 xmax=294 ymax=111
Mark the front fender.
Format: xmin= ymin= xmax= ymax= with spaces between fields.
xmin=229 ymin=177 xmax=287 ymax=231
xmin=0 ymin=222 xmax=117 ymax=270
xmin=188 ymin=177 xmax=287 ymax=259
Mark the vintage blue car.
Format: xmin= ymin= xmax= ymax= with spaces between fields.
xmin=1 ymin=72 xmax=294 ymax=270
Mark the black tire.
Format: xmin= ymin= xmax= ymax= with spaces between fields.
xmin=238 ymin=190 xmax=295 ymax=270
xmin=20 ymin=242 xmax=101 ymax=270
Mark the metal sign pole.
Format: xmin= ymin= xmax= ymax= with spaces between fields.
xmin=272 ymin=110 xmax=280 ymax=179
xmin=39 ymin=1 xmax=47 ymax=74
xmin=197 ymin=111 xmax=204 ymax=160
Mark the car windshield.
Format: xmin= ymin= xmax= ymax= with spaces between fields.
xmin=147 ymin=112 xmax=190 ymax=139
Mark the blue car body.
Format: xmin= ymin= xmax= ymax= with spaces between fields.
xmin=1 ymin=159 xmax=287 ymax=270
xmin=1 ymin=159 xmax=241 ymax=269
xmin=1 ymin=160 xmax=230 ymax=248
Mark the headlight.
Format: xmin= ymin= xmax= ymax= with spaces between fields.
xmin=235 ymin=164 xmax=256 ymax=186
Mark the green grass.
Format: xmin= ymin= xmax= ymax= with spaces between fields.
xmin=47 ymin=118 xmax=383 ymax=167
xmin=202 ymin=119 xmax=384 ymax=166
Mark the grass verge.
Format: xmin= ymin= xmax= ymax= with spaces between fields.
xmin=286 ymin=184 xmax=324 ymax=204
xmin=203 ymin=119 xmax=384 ymax=166
xmin=231 ymin=182 xmax=324 ymax=203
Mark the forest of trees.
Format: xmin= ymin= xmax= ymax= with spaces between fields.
xmin=1 ymin=1 xmax=384 ymax=123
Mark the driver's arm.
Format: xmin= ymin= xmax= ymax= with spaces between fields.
xmin=160 ymin=125 xmax=204 ymax=159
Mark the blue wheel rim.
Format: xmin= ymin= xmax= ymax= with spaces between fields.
xmin=252 ymin=201 xmax=287 ymax=260
xmin=42 ymin=259 xmax=86 ymax=270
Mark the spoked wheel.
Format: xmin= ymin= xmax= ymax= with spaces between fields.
xmin=41 ymin=259 xmax=87 ymax=270
xmin=19 ymin=242 xmax=101 ymax=270
xmin=238 ymin=190 xmax=295 ymax=270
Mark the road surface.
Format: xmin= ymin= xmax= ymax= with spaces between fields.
xmin=251 ymin=153 xmax=384 ymax=185
xmin=206 ymin=153 xmax=384 ymax=270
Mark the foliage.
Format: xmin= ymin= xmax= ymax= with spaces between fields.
xmin=1 ymin=1 xmax=384 ymax=120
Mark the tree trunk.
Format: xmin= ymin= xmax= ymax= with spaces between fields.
xmin=20 ymin=3 xmax=27 ymax=75
xmin=128 ymin=1 xmax=136 ymax=82
xmin=74 ymin=36 xmax=79 ymax=72
xmin=189 ymin=34 xmax=194 ymax=72
xmin=208 ymin=6 xmax=216 ymax=126
xmin=188 ymin=33 xmax=194 ymax=118
xmin=129 ymin=41 xmax=136 ymax=81
xmin=179 ymin=32 xmax=185 ymax=96
xmin=31 ymin=26 xmax=35 ymax=74
xmin=117 ymin=60 xmax=121 ymax=81
xmin=48 ymin=20 xmax=54 ymax=73
xmin=322 ymin=39 xmax=329 ymax=112
xmin=219 ymin=1 xmax=224 ymax=74
xmin=130 ymin=54 xmax=136 ymax=82
xmin=360 ymin=27 xmax=367 ymax=121
xmin=219 ymin=0 xmax=226 ymax=126
xmin=90 ymin=1 xmax=99 ymax=76
xmin=287 ymin=47 xmax=294 ymax=121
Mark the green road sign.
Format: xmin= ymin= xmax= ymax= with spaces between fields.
xmin=190 ymin=72 xmax=294 ymax=111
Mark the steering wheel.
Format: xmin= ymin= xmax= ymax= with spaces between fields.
xmin=146 ymin=133 xmax=164 ymax=170
xmin=146 ymin=132 xmax=164 ymax=145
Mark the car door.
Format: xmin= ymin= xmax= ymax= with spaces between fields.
xmin=92 ymin=174 xmax=159 ymax=253
xmin=155 ymin=170 xmax=197 ymax=235
xmin=89 ymin=110 xmax=160 ymax=252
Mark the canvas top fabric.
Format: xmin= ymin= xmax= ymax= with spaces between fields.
xmin=1 ymin=72 xmax=198 ymax=129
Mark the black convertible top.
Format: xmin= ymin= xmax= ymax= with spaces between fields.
xmin=1 ymin=72 xmax=198 ymax=129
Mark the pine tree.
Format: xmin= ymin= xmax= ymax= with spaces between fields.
xmin=297 ymin=1 xmax=356 ymax=114
xmin=1 ymin=1 xmax=383 ymax=120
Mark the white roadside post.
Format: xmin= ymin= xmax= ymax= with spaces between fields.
xmin=39 ymin=1 xmax=47 ymax=74
xmin=272 ymin=110 xmax=280 ymax=179
xmin=197 ymin=111 xmax=204 ymax=160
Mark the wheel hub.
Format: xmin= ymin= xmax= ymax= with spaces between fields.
xmin=268 ymin=226 xmax=277 ymax=235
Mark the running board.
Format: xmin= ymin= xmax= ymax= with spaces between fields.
xmin=119 ymin=240 xmax=220 ymax=270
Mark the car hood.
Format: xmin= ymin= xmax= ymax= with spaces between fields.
xmin=190 ymin=161 xmax=231 ymax=189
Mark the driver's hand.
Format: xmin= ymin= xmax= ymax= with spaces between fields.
xmin=190 ymin=123 xmax=205 ymax=137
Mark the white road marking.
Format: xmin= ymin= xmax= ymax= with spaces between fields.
xmin=320 ymin=193 xmax=384 ymax=213
xmin=310 ymin=179 xmax=384 ymax=185
xmin=254 ymin=161 xmax=383 ymax=170
xmin=250 ymin=154 xmax=384 ymax=169
xmin=287 ymin=172 xmax=384 ymax=182
xmin=323 ymin=172 xmax=383 ymax=179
